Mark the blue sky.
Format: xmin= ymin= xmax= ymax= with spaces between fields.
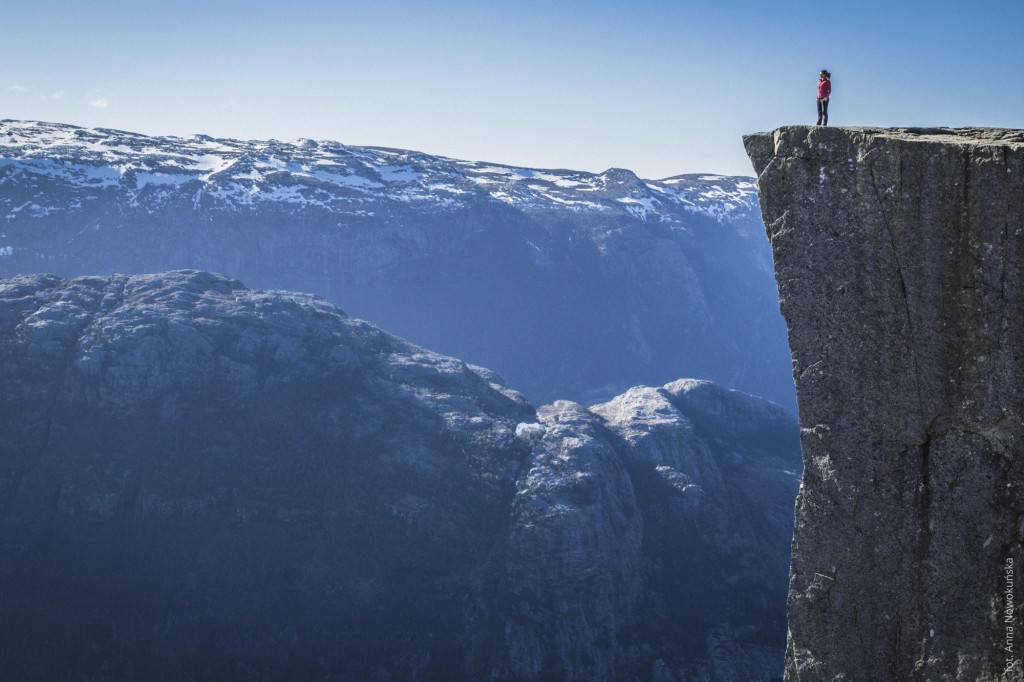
xmin=3 ymin=0 xmax=1023 ymax=177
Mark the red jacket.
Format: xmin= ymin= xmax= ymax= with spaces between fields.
xmin=817 ymin=78 xmax=831 ymax=100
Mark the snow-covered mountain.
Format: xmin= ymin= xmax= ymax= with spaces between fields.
xmin=0 ymin=119 xmax=758 ymax=221
xmin=0 ymin=120 xmax=794 ymax=411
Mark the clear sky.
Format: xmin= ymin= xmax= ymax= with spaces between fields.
xmin=3 ymin=0 xmax=1023 ymax=178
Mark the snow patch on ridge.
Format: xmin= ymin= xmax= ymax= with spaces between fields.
xmin=0 ymin=120 xmax=757 ymax=221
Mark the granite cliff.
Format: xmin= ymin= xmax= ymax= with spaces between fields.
xmin=745 ymin=127 xmax=1024 ymax=681
xmin=0 ymin=270 xmax=799 ymax=681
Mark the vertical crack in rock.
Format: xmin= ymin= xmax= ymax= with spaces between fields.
xmin=746 ymin=126 xmax=1024 ymax=682
xmin=867 ymin=151 xmax=927 ymax=421
xmin=912 ymin=432 xmax=933 ymax=680
xmin=866 ymin=151 xmax=937 ymax=671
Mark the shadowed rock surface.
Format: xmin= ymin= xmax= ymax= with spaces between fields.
xmin=746 ymin=126 xmax=1024 ymax=681
xmin=0 ymin=119 xmax=795 ymax=413
xmin=0 ymin=271 xmax=799 ymax=681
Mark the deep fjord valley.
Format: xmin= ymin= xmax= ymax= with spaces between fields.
xmin=3 ymin=121 xmax=1021 ymax=681
xmin=1 ymin=120 xmax=798 ymax=681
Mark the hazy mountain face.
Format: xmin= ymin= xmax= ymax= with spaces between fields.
xmin=0 ymin=271 xmax=799 ymax=681
xmin=0 ymin=120 xmax=795 ymax=412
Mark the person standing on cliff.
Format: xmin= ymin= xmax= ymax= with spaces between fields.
xmin=816 ymin=70 xmax=832 ymax=126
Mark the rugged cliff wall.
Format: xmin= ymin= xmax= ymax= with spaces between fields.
xmin=0 ymin=270 xmax=799 ymax=681
xmin=746 ymin=126 xmax=1024 ymax=681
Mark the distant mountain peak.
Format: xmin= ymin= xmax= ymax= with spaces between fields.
xmin=0 ymin=119 xmax=758 ymax=223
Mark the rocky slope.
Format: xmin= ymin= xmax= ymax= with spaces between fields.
xmin=0 ymin=119 xmax=795 ymax=412
xmin=745 ymin=126 xmax=1024 ymax=681
xmin=0 ymin=270 xmax=799 ymax=681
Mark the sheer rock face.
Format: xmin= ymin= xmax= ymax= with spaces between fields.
xmin=745 ymin=127 xmax=1024 ymax=681
xmin=0 ymin=270 xmax=534 ymax=681
xmin=0 ymin=271 xmax=799 ymax=681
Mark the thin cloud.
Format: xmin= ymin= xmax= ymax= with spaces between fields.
xmin=7 ymin=84 xmax=29 ymax=93
xmin=89 ymin=98 xmax=110 ymax=109
xmin=41 ymin=90 xmax=64 ymax=101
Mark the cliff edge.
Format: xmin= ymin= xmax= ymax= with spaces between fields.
xmin=745 ymin=126 xmax=1024 ymax=681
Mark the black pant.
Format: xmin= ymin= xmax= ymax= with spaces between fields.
xmin=816 ymin=98 xmax=829 ymax=126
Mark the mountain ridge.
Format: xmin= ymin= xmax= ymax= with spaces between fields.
xmin=0 ymin=269 xmax=799 ymax=681
xmin=0 ymin=119 xmax=758 ymax=223
xmin=0 ymin=119 xmax=795 ymax=413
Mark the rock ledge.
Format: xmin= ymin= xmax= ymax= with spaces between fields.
xmin=747 ymin=126 xmax=1024 ymax=681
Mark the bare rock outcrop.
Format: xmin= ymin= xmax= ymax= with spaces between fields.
xmin=0 ymin=270 xmax=799 ymax=680
xmin=746 ymin=126 xmax=1024 ymax=681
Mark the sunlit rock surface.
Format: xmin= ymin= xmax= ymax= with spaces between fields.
xmin=746 ymin=126 xmax=1024 ymax=681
